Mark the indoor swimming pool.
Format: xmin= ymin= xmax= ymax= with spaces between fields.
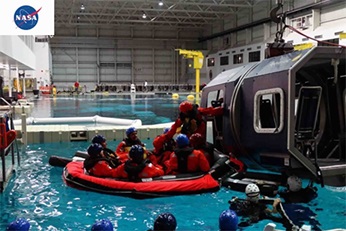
xmin=27 ymin=94 xmax=182 ymax=125
xmin=1 ymin=94 xmax=345 ymax=230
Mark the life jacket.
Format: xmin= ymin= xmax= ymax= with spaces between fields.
xmin=174 ymin=146 xmax=194 ymax=173
xmin=122 ymin=138 xmax=144 ymax=152
xmin=124 ymin=159 xmax=150 ymax=182
xmin=103 ymin=147 xmax=121 ymax=167
xmin=84 ymin=156 xmax=113 ymax=172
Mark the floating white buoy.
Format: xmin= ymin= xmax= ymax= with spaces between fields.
xmin=172 ymin=93 xmax=179 ymax=99
xmin=187 ymin=94 xmax=195 ymax=101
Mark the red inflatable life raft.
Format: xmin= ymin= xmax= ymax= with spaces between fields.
xmin=63 ymin=161 xmax=221 ymax=198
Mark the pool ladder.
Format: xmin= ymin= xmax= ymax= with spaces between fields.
xmin=0 ymin=97 xmax=20 ymax=193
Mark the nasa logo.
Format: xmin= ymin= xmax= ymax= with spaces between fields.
xmin=14 ymin=5 xmax=42 ymax=30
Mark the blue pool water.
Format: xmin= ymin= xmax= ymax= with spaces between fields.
xmin=1 ymin=141 xmax=346 ymax=230
xmin=27 ymin=94 xmax=183 ymax=124
xmin=1 ymin=94 xmax=346 ymax=230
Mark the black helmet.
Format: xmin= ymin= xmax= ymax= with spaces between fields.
xmin=129 ymin=145 xmax=145 ymax=163
xmin=154 ymin=213 xmax=177 ymax=231
xmin=87 ymin=143 xmax=103 ymax=157
xmin=92 ymin=135 xmax=106 ymax=144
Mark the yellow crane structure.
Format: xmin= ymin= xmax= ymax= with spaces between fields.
xmin=176 ymin=49 xmax=204 ymax=94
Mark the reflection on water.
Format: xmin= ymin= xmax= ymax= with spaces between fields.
xmin=25 ymin=94 xmax=183 ymax=125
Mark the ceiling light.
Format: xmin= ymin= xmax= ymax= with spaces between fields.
xmin=80 ymin=4 xmax=85 ymax=10
xmin=158 ymin=0 xmax=163 ymax=6
xmin=142 ymin=13 xmax=147 ymax=19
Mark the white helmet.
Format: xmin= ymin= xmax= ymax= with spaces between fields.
xmin=245 ymin=183 xmax=260 ymax=202
xmin=287 ymin=175 xmax=302 ymax=192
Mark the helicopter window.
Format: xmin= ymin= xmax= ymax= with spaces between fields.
xmin=207 ymin=90 xmax=224 ymax=108
xmin=206 ymin=89 xmax=225 ymax=149
xmin=254 ymin=88 xmax=284 ymax=133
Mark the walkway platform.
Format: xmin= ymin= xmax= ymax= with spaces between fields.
xmin=15 ymin=123 xmax=173 ymax=144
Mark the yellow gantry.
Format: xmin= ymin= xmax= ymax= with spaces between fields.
xmin=176 ymin=49 xmax=204 ymax=93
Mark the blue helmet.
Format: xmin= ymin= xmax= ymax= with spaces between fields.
xmin=153 ymin=213 xmax=177 ymax=231
xmin=92 ymin=135 xmax=106 ymax=144
xmin=129 ymin=145 xmax=145 ymax=163
xmin=6 ymin=218 xmax=30 ymax=231
xmin=176 ymin=134 xmax=189 ymax=148
xmin=87 ymin=143 xmax=103 ymax=157
xmin=126 ymin=127 xmax=137 ymax=137
xmin=219 ymin=209 xmax=238 ymax=231
xmin=163 ymin=127 xmax=170 ymax=134
xmin=91 ymin=219 xmax=113 ymax=231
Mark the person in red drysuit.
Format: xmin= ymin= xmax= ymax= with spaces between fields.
xmin=83 ymin=143 xmax=118 ymax=177
xmin=113 ymin=145 xmax=164 ymax=181
xmin=165 ymin=134 xmax=210 ymax=175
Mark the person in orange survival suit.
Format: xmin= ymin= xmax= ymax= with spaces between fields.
xmin=165 ymin=134 xmax=210 ymax=175
xmin=91 ymin=134 xmax=121 ymax=168
xmin=83 ymin=143 xmax=119 ymax=178
xmin=113 ymin=145 xmax=164 ymax=181
xmin=154 ymin=100 xmax=224 ymax=153
xmin=189 ymin=133 xmax=214 ymax=166
xmin=152 ymin=128 xmax=176 ymax=166
xmin=116 ymin=127 xmax=157 ymax=164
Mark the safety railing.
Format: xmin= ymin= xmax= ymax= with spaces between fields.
xmin=0 ymin=97 xmax=19 ymax=193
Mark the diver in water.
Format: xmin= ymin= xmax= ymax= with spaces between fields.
xmin=91 ymin=134 xmax=121 ymax=168
xmin=278 ymin=175 xmax=318 ymax=203
xmin=219 ymin=209 xmax=239 ymax=231
xmin=230 ymin=183 xmax=322 ymax=231
xmin=91 ymin=219 xmax=114 ymax=231
xmin=6 ymin=218 xmax=30 ymax=231
xmin=229 ymin=183 xmax=293 ymax=229
xmin=148 ymin=212 xmax=177 ymax=231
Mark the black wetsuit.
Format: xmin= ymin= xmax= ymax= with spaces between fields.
xmin=229 ymin=198 xmax=293 ymax=230
xmin=278 ymin=186 xmax=318 ymax=203
xmin=229 ymin=197 xmax=321 ymax=231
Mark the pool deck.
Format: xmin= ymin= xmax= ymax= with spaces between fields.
xmin=3 ymin=91 xmax=196 ymax=144
xmin=15 ymin=123 xmax=174 ymax=144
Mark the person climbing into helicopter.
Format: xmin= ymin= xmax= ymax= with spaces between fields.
xmin=153 ymin=100 xmax=224 ymax=153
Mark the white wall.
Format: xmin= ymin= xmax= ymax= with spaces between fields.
xmin=34 ymin=42 xmax=51 ymax=87
xmin=0 ymin=36 xmax=36 ymax=69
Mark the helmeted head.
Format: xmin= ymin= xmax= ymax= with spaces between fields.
xmin=175 ymin=134 xmax=189 ymax=148
xmin=6 ymin=218 xmax=30 ymax=231
xmin=179 ymin=101 xmax=193 ymax=114
xmin=245 ymin=183 xmax=260 ymax=202
xmin=87 ymin=143 xmax=103 ymax=157
xmin=92 ymin=135 xmax=106 ymax=146
xmin=91 ymin=219 xmax=114 ymax=231
xmin=153 ymin=212 xmax=177 ymax=231
xmin=163 ymin=127 xmax=170 ymax=134
xmin=219 ymin=209 xmax=238 ymax=231
xmin=287 ymin=175 xmax=302 ymax=192
xmin=129 ymin=145 xmax=145 ymax=164
xmin=126 ymin=127 xmax=138 ymax=139
xmin=189 ymin=133 xmax=204 ymax=149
